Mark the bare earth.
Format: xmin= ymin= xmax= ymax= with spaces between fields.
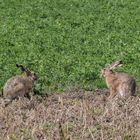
xmin=0 ymin=89 xmax=140 ymax=140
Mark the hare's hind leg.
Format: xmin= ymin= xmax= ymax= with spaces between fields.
xmin=130 ymin=80 xmax=136 ymax=96
xmin=118 ymin=83 xmax=132 ymax=98
xmin=4 ymin=83 xmax=24 ymax=100
xmin=3 ymin=83 xmax=24 ymax=106
xmin=12 ymin=83 xmax=25 ymax=99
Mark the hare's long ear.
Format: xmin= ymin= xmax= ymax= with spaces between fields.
xmin=16 ymin=64 xmax=26 ymax=72
xmin=16 ymin=64 xmax=31 ymax=76
xmin=109 ymin=60 xmax=123 ymax=70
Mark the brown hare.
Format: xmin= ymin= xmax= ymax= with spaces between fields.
xmin=3 ymin=64 xmax=38 ymax=102
xmin=101 ymin=60 xmax=136 ymax=99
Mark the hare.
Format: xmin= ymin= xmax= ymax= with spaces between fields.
xmin=101 ymin=60 xmax=136 ymax=99
xmin=3 ymin=64 xmax=38 ymax=102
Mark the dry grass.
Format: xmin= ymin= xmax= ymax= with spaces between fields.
xmin=0 ymin=89 xmax=140 ymax=140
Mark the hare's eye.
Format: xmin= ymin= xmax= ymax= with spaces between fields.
xmin=33 ymin=73 xmax=37 ymax=77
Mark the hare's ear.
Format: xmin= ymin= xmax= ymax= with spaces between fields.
xmin=16 ymin=64 xmax=26 ymax=72
xmin=109 ymin=60 xmax=123 ymax=70
xmin=16 ymin=64 xmax=31 ymax=75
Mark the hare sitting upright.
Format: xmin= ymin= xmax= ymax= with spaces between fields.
xmin=3 ymin=64 xmax=38 ymax=101
xmin=101 ymin=60 xmax=136 ymax=99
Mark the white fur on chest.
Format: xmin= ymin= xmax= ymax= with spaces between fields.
xmin=119 ymin=90 xmax=124 ymax=97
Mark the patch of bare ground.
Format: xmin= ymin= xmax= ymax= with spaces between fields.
xmin=0 ymin=89 xmax=140 ymax=140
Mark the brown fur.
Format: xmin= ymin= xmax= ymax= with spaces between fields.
xmin=3 ymin=64 xmax=38 ymax=101
xmin=101 ymin=61 xmax=136 ymax=99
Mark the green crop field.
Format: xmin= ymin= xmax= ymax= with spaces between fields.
xmin=1 ymin=1 xmax=140 ymax=139
xmin=0 ymin=0 xmax=140 ymax=94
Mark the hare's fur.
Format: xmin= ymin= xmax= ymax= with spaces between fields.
xmin=101 ymin=61 xmax=136 ymax=99
xmin=3 ymin=64 xmax=38 ymax=101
